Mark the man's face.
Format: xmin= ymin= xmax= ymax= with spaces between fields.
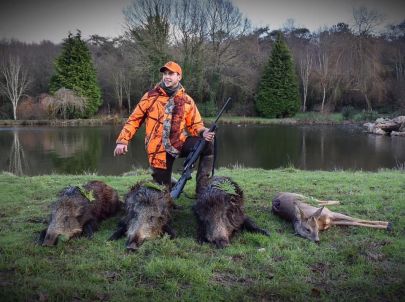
xmin=162 ymin=70 xmax=181 ymax=88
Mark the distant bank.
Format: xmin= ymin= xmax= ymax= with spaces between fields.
xmin=0 ymin=113 xmax=364 ymax=127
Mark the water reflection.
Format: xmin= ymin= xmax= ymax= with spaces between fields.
xmin=49 ymin=129 xmax=102 ymax=174
xmin=0 ymin=124 xmax=404 ymax=175
xmin=8 ymin=130 xmax=28 ymax=175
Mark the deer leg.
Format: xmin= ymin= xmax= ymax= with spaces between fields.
xmin=317 ymin=200 xmax=340 ymax=206
xmin=331 ymin=220 xmax=389 ymax=229
xmin=332 ymin=212 xmax=389 ymax=224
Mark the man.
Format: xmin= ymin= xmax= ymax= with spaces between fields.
xmin=114 ymin=61 xmax=215 ymax=193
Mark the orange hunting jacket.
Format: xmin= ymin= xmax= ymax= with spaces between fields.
xmin=116 ymin=84 xmax=205 ymax=169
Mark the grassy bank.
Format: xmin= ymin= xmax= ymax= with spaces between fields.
xmin=0 ymin=112 xmax=366 ymax=127
xmin=0 ymin=115 xmax=123 ymax=127
xmin=0 ymin=168 xmax=404 ymax=301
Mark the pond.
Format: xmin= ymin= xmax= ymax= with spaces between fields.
xmin=0 ymin=124 xmax=404 ymax=176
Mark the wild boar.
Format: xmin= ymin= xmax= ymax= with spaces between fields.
xmin=108 ymin=181 xmax=175 ymax=251
xmin=193 ymin=176 xmax=270 ymax=248
xmin=38 ymin=180 xmax=121 ymax=246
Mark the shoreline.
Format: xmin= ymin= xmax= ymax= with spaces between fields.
xmin=2 ymin=166 xmax=403 ymax=178
xmin=0 ymin=115 xmax=363 ymax=127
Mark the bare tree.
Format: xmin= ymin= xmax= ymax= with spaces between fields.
xmin=9 ymin=130 xmax=28 ymax=176
xmin=352 ymin=6 xmax=384 ymax=36
xmin=44 ymin=88 xmax=87 ymax=119
xmin=124 ymin=0 xmax=172 ymax=86
xmin=123 ymin=76 xmax=132 ymax=114
xmin=299 ymin=47 xmax=313 ymax=112
xmin=113 ymin=70 xmax=124 ymax=114
xmin=0 ymin=56 xmax=31 ymax=120
xmin=317 ymin=48 xmax=329 ymax=113
xmin=206 ymin=0 xmax=249 ymax=69
xmin=350 ymin=7 xmax=386 ymax=111
xmin=172 ymin=0 xmax=207 ymax=100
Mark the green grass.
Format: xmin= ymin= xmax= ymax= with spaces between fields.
xmin=206 ymin=112 xmax=351 ymax=125
xmin=0 ymin=112 xmax=358 ymax=127
xmin=0 ymin=168 xmax=404 ymax=301
xmin=293 ymin=112 xmax=345 ymax=123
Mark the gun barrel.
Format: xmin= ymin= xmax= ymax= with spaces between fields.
xmin=213 ymin=97 xmax=232 ymax=125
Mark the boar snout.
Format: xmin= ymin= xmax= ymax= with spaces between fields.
xmin=42 ymin=231 xmax=59 ymax=246
xmin=126 ymin=233 xmax=144 ymax=251
xmin=214 ymin=238 xmax=230 ymax=249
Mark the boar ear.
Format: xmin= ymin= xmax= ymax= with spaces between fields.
xmin=74 ymin=204 xmax=87 ymax=217
xmin=311 ymin=206 xmax=324 ymax=219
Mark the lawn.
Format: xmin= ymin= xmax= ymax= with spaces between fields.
xmin=0 ymin=168 xmax=404 ymax=301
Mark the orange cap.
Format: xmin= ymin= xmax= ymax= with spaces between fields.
xmin=160 ymin=61 xmax=182 ymax=76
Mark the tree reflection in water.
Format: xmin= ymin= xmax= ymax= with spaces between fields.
xmin=8 ymin=130 xmax=28 ymax=175
xmin=49 ymin=128 xmax=102 ymax=174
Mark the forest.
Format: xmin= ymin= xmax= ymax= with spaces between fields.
xmin=0 ymin=0 xmax=404 ymax=119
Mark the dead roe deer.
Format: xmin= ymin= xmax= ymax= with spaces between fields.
xmin=272 ymin=192 xmax=392 ymax=242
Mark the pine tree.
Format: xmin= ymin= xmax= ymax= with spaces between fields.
xmin=256 ymin=32 xmax=300 ymax=118
xmin=50 ymin=31 xmax=101 ymax=118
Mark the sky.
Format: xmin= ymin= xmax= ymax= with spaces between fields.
xmin=0 ymin=0 xmax=404 ymax=43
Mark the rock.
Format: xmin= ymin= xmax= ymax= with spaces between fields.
xmin=391 ymin=131 xmax=405 ymax=136
xmin=375 ymin=118 xmax=388 ymax=123
xmin=363 ymin=122 xmax=375 ymax=132
xmin=392 ymin=116 xmax=405 ymax=124
xmin=373 ymin=128 xmax=387 ymax=135
xmin=375 ymin=121 xmax=400 ymax=132
xmin=364 ymin=116 xmax=405 ymax=137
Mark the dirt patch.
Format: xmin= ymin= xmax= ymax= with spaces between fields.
xmin=361 ymin=239 xmax=392 ymax=262
xmin=0 ymin=269 xmax=16 ymax=287
xmin=212 ymin=272 xmax=255 ymax=287
xmin=103 ymin=271 xmax=121 ymax=283
xmin=272 ymin=255 xmax=286 ymax=262
xmin=230 ymin=254 xmax=246 ymax=262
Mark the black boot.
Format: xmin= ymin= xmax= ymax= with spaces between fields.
xmin=196 ymin=154 xmax=214 ymax=194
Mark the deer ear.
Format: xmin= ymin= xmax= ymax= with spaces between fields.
xmin=311 ymin=206 xmax=324 ymax=219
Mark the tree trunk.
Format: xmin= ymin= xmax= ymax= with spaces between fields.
xmin=364 ymin=93 xmax=372 ymax=112
xmin=127 ymin=96 xmax=131 ymax=114
xmin=321 ymin=85 xmax=326 ymax=113
xmin=13 ymin=102 xmax=17 ymax=120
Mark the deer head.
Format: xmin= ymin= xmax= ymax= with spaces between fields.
xmin=293 ymin=204 xmax=324 ymax=243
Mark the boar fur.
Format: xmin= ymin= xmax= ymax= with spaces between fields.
xmin=193 ymin=176 xmax=270 ymax=248
xmin=38 ymin=180 xmax=121 ymax=246
xmin=108 ymin=181 xmax=176 ymax=251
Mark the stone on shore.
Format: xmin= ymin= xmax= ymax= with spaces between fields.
xmin=364 ymin=116 xmax=405 ymax=136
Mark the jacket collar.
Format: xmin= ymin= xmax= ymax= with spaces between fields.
xmin=155 ymin=82 xmax=184 ymax=97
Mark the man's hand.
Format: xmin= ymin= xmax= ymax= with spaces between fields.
xmin=202 ymin=128 xmax=215 ymax=142
xmin=114 ymin=143 xmax=128 ymax=156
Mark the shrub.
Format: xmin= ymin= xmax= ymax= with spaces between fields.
xmin=341 ymin=106 xmax=357 ymax=120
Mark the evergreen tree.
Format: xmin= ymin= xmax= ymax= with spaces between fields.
xmin=255 ymin=32 xmax=300 ymax=118
xmin=50 ymin=31 xmax=101 ymax=118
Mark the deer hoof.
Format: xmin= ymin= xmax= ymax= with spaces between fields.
xmin=387 ymin=222 xmax=393 ymax=232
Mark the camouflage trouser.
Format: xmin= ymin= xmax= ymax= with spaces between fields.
xmin=152 ymin=136 xmax=214 ymax=189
